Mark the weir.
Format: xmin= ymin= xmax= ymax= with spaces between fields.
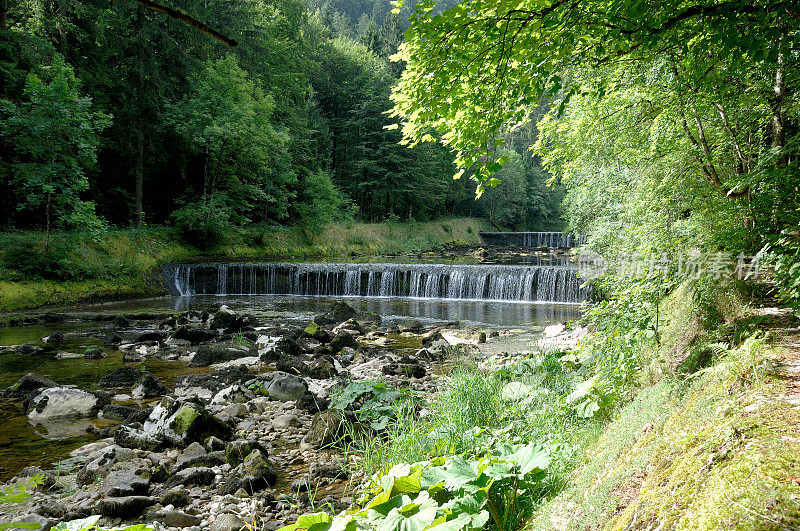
xmin=478 ymin=231 xmax=587 ymax=248
xmin=163 ymin=262 xmax=591 ymax=303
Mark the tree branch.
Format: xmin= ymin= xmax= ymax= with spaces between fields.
xmin=133 ymin=0 xmax=237 ymax=47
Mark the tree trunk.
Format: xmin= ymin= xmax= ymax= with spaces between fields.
xmin=44 ymin=192 xmax=51 ymax=256
xmin=771 ymin=31 xmax=786 ymax=165
xmin=1 ymin=0 xmax=8 ymax=32
xmin=135 ymin=126 xmax=144 ymax=226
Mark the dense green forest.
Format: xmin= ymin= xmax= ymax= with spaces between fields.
xmin=0 ymin=0 xmax=564 ymax=251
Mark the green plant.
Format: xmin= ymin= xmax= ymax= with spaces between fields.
xmin=52 ymin=515 xmax=153 ymax=530
xmin=330 ymin=381 xmax=422 ymax=431
xmin=281 ymin=443 xmax=549 ymax=531
xmin=232 ymin=331 xmax=248 ymax=348
xmin=0 ymin=475 xmax=43 ymax=530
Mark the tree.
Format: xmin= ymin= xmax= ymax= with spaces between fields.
xmin=166 ymin=55 xmax=296 ymax=229
xmin=390 ymin=0 xmax=799 ymax=194
xmin=0 ymin=55 xmax=110 ymax=249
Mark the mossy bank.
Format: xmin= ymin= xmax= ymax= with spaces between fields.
xmin=0 ymin=218 xmax=485 ymax=312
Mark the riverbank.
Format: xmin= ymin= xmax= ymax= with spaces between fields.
xmin=0 ymin=219 xmax=486 ymax=313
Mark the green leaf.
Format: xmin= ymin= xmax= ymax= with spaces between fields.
xmin=51 ymin=516 xmax=102 ymax=531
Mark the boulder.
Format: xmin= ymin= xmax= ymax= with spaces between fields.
xmin=27 ymin=387 xmax=103 ymax=420
xmin=99 ymin=468 xmax=150 ymax=497
xmin=274 ymin=336 xmax=302 ymax=356
xmin=218 ymin=449 xmax=277 ymax=495
xmin=42 ymin=332 xmax=65 ymax=345
xmin=95 ymin=496 xmax=155 ymax=519
xmin=115 ymin=398 xmax=232 ymax=451
xmin=83 ymin=348 xmax=106 ymax=360
xmin=210 ymin=384 xmax=254 ymax=406
xmin=329 ymin=330 xmax=357 ymax=353
xmin=1 ymin=373 xmax=58 ymax=400
xmin=164 ymin=466 xmax=216 ymax=489
xmin=132 ymin=374 xmax=169 ymax=398
xmin=296 ymin=392 xmax=330 ymax=413
xmin=313 ymin=301 xmax=357 ymax=326
xmin=155 ymin=510 xmax=202 ymax=528
xmin=255 ymin=372 xmax=307 ymax=402
xmin=160 ymin=489 xmax=190 ymax=508
xmin=101 ymin=404 xmax=142 ymax=422
xmin=172 ymin=325 xmax=217 ymax=344
xmin=225 ymin=440 xmax=268 ymax=467
xmin=304 ymin=410 xmax=355 ymax=449
xmin=189 ymin=342 xmax=257 ymax=367
xmin=210 ymin=513 xmax=246 ymax=531
xmin=99 ymin=366 xmax=148 ymax=388
xmin=174 ymin=367 xmax=252 ymax=402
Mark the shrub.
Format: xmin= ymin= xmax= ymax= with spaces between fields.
xmin=171 ymin=194 xmax=236 ymax=248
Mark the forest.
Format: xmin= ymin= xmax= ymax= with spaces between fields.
xmin=0 ymin=0 xmax=564 ymax=251
xmin=1 ymin=1 xmax=800 ymax=531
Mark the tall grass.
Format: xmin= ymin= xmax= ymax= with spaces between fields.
xmin=341 ymin=351 xmax=602 ymax=499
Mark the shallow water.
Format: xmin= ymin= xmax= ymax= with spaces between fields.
xmin=0 ymin=292 xmax=582 ymax=481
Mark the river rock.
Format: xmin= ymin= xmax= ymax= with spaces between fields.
xmin=210 ymin=384 xmax=254 ymax=406
xmin=1 ymin=373 xmax=58 ymax=400
xmin=304 ymin=410 xmax=355 ymax=449
xmin=132 ymin=374 xmax=169 ymax=398
xmin=256 ymin=372 xmax=307 ymax=402
xmin=328 ymin=330 xmax=357 ymax=353
xmin=95 ymin=496 xmax=155 ymax=518
xmin=218 ymin=449 xmax=277 ymax=495
xmin=99 ymin=468 xmax=150 ymax=497
xmin=42 ymin=332 xmax=65 ymax=345
xmin=84 ymin=348 xmax=106 ymax=360
xmin=99 ymin=366 xmax=149 ymax=388
xmin=189 ymin=342 xmax=257 ymax=367
xmin=172 ymin=325 xmax=217 ymax=344
xmin=210 ymin=513 xmax=246 ymax=531
xmin=296 ymin=392 xmax=330 ymax=413
xmin=76 ymin=445 xmax=141 ymax=487
xmin=160 ymin=489 xmax=190 ymax=507
xmin=314 ymin=302 xmax=357 ymax=326
xmin=174 ymin=367 xmax=252 ymax=402
xmin=225 ymin=440 xmax=268 ymax=466
xmin=27 ymin=387 xmax=103 ymax=420
xmin=155 ymin=510 xmax=203 ymax=527
xmin=146 ymin=398 xmax=233 ymax=447
xmin=165 ymin=466 xmax=216 ymax=488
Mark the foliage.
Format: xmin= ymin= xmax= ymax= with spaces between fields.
xmin=0 ymin=475 xmax=43 ymax=531
xmin=282 ymin=443 xmax=549 ymax=531
xmin=330 ymin=380 xmax=421 ymax=431
xmin=171 ymin=193 xmax=237 ymax=248
xmin=0 ymin=54 xmax=110 ymax=238
xmin=52 ymin=515 xmax=153 ymax=531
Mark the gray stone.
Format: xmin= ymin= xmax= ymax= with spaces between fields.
xmin=165 ymin=467 xmax=216 ymax=489
xmin=155 ymin=510 xmax=202 ymax=528
xmin=1 ymin=373 xmax=58 ymax=400
xmin=95 ymin=496 xmax=155 ymax=519
xmin=258 ymin=372 xmax=307 ymax=402
xmin=27 ymin=387 xmax=100 ymax=420
xmin=99 ymin=468 xmax=150 ymax=497
xmin=210 ymin=513 xmax=246 ymax=531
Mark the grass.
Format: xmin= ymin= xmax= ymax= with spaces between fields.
xmin=0 ymin=217 xmax=485 ymax=312
xmin=339 ymin=350 xmax=603 ymax=505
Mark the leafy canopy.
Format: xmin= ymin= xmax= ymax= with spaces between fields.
xmin=389 ymin=0 xmax=798 ymax=193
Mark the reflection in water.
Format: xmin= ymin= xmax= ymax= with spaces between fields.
xmin=169 ymin=295 xmax=584 ymax=329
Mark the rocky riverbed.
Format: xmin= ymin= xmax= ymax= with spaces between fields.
xmin=0 ymin=300 xmax=548 ymax=530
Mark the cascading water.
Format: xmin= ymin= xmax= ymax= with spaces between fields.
xmin=163 ymin=262 xmax=591 ymax=303
xmin=478 ymin=231 xmax=587 ymax=248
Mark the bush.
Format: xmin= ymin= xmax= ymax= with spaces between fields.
xmin=171 ymin=194 xmax=236 ymax=248
xmin=0 ymin=238 xmax=90 ymax=280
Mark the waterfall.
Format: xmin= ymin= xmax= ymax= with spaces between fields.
xmin=164 ymin=262 xmax=591 ymax=303
xmin=478 ymin=231 xmax=587 ymax=248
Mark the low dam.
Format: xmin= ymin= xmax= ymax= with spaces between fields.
xmin=478 ymin=231 xmax=587 ymax=248
xmin=163 ymin=262 xmax=591 ymax=303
